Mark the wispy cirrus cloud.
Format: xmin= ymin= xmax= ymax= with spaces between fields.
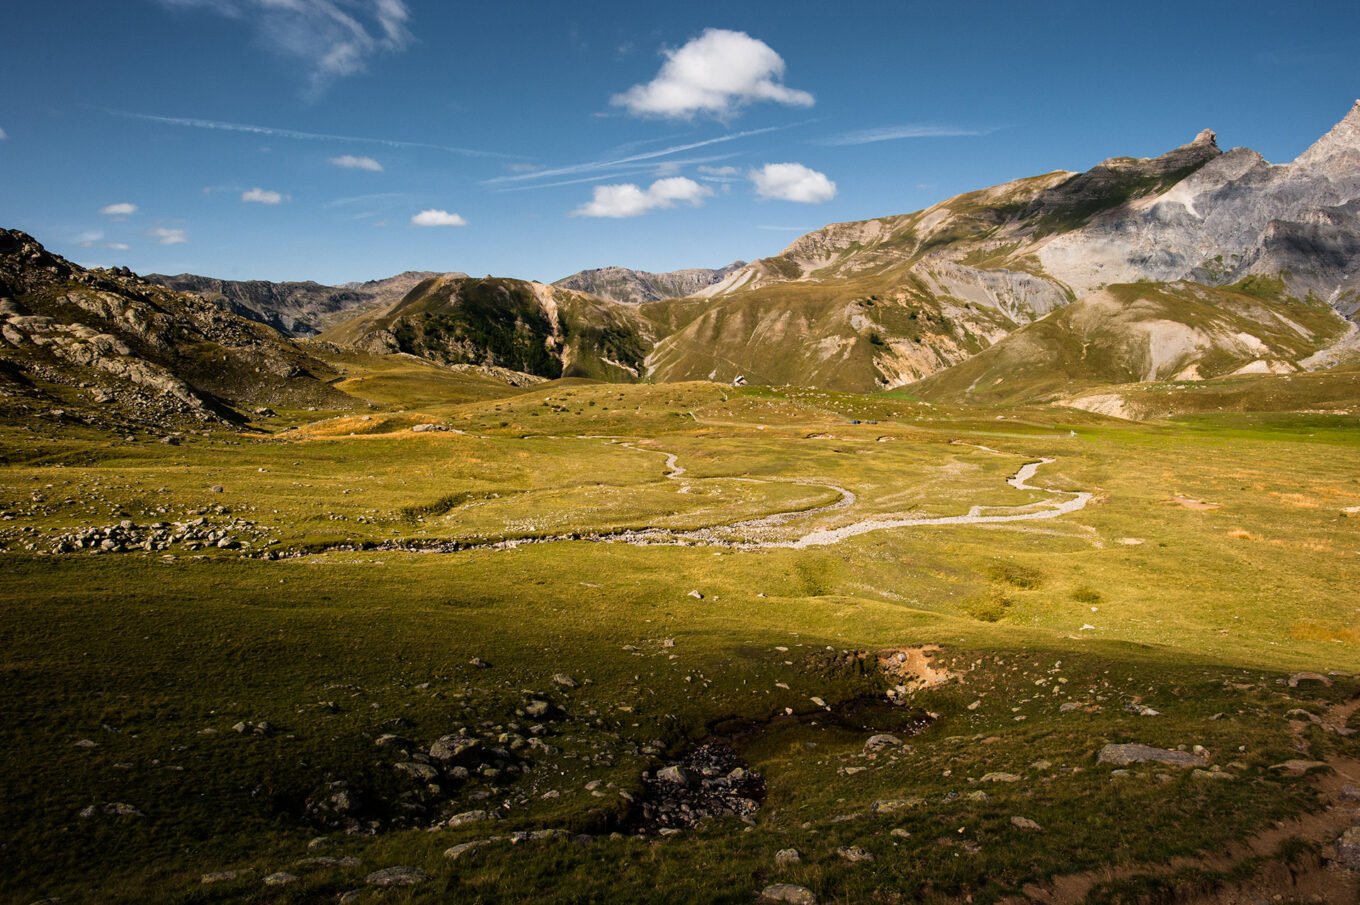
xmin=815 ymin=124 xmax=993 ymax=146
xmin=482 ymin=125 xmax=788 ymax=189
xmin=154 ymin=0 xmax=413 ymax=94
xmin=110 ymin=110 xmax=515 ymax=159
xmin=150 ymin=227 xmax=188 ymax=245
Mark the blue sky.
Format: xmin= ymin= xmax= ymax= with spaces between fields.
xmin=1 ymin=0 xmax=1357 ymax=284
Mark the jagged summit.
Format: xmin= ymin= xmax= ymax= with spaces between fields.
xmin=1294 ymin=99 xmax=1360 ymax=167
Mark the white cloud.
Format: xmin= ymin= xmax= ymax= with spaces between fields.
xmin=749 ymin=163 xmax=837 ymax=203
xmin=106 ymin=242 xmax=131 ymax=251
xmin=0 ymin=128 xmax=8 ymax=141
xmin=156 ymin=0 xmax=412 ymax=93
xmin=612 ymin=29 xmax=813 ymax=119
xmin=77 ymin=230 xmax=106 ymax=248
xmin=411 ymin=209 xmax=467 ymax=227
xmin=150 ymin=227 xmax=188 ymax=245
xmin=100 ymin=202 xmax=138 ymax=217
xmin=330 ymin=154 xmax=383 ymax=171
xmin=241 ymin=187 xmax=286 ymax=204
xmin=816 ymin=124 xmax=991 ymax=146
xmin=698 ymin=165 xmax=740 ymax=177
xmin=573 ymin=177 xmax=712 ymax=218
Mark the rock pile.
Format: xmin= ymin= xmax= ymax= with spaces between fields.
xmin=48 ymin=517 xmax=269 ymax=554
xmin=635 ymin=741 xmax=764 ymax=832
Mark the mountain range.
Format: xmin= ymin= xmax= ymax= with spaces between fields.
xmin=4 ymin=100 xmax=1359 ymax=428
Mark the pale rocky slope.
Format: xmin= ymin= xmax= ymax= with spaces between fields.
xmin=553 ymin=262 xmax=746 ymax=304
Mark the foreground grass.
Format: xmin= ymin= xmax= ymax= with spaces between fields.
xmin=1 ymin=380 xmax=1357 ymax=903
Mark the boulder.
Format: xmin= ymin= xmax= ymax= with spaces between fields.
xmin=1097 ymin=744 xmax=1207 ymax=767
xmin=759 ymin=884 xmax=817 ymax=905
xmin=1288 ymin=671 xmax=1334 ymax=688
xmin=365 ymin=866 xmax=430 ymax=887
xmin=863 ymin=733 xmax=902 ymax=753
xmin=1335 ymin=827 xmax=1360 ymax=870
xmin=838 ymin=845 xmax=874 ymax=863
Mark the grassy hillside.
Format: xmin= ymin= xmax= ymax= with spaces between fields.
xmin=322 ymin=275 xmax=653 ymax=382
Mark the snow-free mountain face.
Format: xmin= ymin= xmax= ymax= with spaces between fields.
xmin=145 ymin=271 xmax=440 ymax=337
xmin=552 ymin=262 xmax=747 ymax=304
xmin=634 ymin=101 xmax=1360 ymax=397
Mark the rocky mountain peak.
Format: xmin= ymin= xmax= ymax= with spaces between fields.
xmin=1293 ymin=99 xmax=1360 ymax=168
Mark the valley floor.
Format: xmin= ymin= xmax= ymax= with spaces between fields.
xmin=2 ymin=379 xmax=1359 ymax=904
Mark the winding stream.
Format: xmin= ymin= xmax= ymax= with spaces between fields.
xmin=299 ymin=442 xmax=1092 ymax=557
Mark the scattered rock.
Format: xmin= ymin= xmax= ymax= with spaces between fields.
xmin=980 ymin=772 xmax=1021 ymax=783
xmin=552 ymin=673 xmax=579 ymax=688
xmin=201 ymin=870 xmax=245 ymax=884
xmin=759 ymin=883 xmax=817 ymax=905
xmin=446 ymin=809 xmax=491 ymax=828
xmin=1011 ymin=816 xmax=1042 ymax=831
xmin=863 ymin=733 xmax=901 ymax=753
xmin=656 ymin=765 xmax=691 ymax=786
xmin=365 ymin=866 xmax=430 ymax=888
xmin=263 ymin=872 xmax=298 ymax=887
xmin=1288 ymin=671 xmax=1334 ymax=688
xmin=774 ymin=848 xmax=801 ymax=867
xmin=838 ymin=845 xmax=874 ymax=863
xmin=1335 ymin=827 xmax=1360 ymax=870
xmin=687 ymin=589 xmax=704 ymax=599
xmin=445 ymin=839 xmax=496 ymax=860
xmin=1269 ymin=759 xmax=1332 ymax=776
xmin=79 ymin=802 xmax=144 ymax=819
xmin=1097 ymin=744 xmax=1208 ymax=767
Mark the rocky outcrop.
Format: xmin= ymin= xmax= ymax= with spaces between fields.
xmin=1037 ymin=101 xmax=1360 ymax=310
xmin=0 ymin=229 xmax=351 ymax=429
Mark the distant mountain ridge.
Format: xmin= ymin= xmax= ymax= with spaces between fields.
xmin=146 ymin=270 xmax=440 ymax=337
xmin=553 ymin=262 xmax=747 ymax=304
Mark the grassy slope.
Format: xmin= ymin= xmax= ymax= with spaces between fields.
xmin=2 ymin=376 xmax=1359 ymax=903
